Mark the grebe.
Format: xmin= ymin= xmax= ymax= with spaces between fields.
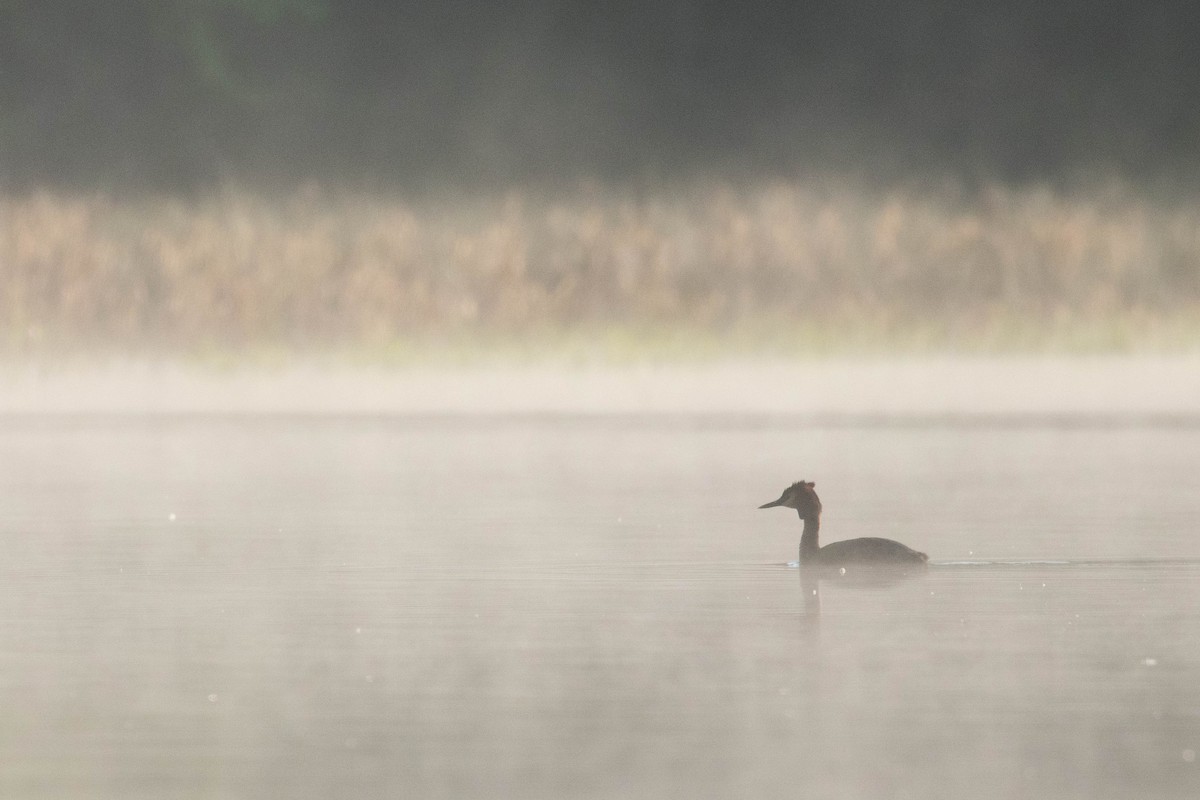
xmin=759 ymin=481 xmax=928 ymax=567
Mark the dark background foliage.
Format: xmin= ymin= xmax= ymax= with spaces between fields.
xmin=3 ymin=1 xmax=1200 ymax=189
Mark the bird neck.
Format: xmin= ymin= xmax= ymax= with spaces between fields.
xmin=799 ymin=513 xmax=821 ymax=562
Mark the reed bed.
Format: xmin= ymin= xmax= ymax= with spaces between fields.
xmin=3 ymin=179 xmax=1199 ymax=360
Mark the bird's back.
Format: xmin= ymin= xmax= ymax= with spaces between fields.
xmin=817 ymin=537 xmax=928 ymax=566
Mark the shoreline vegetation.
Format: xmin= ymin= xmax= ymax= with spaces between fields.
xmin=3 ymin=178 xmax=1200 ymax=363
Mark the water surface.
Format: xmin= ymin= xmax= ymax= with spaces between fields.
xmin=0 ymin=415 xmax=1197 ymax=798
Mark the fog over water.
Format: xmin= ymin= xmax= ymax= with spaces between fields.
xmin=1 ymin=393 xmax=1199 ymax=798
xmin=2 ymin=357 xmax=1199 ymax=416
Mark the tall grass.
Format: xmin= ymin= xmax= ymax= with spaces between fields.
xmin=3 ymin=179 xmax=1199 ymax=360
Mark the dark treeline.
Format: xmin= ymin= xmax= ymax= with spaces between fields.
xmin=3 ymin=0 xmax=1200 ymax=190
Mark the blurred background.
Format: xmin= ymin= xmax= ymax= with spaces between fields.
xmin=3 ymin=0 xmax=1200 ymax=360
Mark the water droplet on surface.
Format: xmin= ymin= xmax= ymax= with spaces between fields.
xmin=1183 ymin=749 xmax=1195 ymax=762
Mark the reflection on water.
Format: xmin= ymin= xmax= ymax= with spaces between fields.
xmin=0 ymin=415 xmax=1198 ymax=798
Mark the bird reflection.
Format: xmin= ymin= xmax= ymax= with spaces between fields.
xmin=799 ymin=563 xmax=822 ymax=617
xmin=797 ymin=561 xmax=925 ymax=622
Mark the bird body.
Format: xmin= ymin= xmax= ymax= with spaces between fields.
xmin=812 ymin=536 xmax=928 ymax=565
xmin=759 ymin=481 xmax=928 ymax=567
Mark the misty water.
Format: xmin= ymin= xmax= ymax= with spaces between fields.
xmin=1 ymin=411 xmax=1198 ymax=798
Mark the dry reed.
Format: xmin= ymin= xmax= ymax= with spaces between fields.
xmin=2 ymin=179 xmax=1199 ymax=359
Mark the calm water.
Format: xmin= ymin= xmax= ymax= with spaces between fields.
xmin=1 ymin=415 xmax=1198 ymax=798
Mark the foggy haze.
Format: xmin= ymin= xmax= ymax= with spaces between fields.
xmin=4 ymin=6 xmax=1200 ymax=799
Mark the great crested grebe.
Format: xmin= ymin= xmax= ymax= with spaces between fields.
xmin=759 ymin=481 xmax=928 ymax=567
